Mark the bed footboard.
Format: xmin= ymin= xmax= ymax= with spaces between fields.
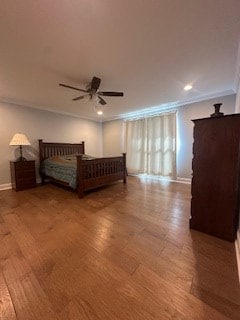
xmin=77 ymin=153 xmax=126 ymax=198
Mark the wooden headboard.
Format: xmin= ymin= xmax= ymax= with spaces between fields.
xmin=39 ymin=139 xmax=85 ymax=163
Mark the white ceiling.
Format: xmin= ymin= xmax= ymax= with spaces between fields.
xmin=0 ymin=0 xmax=240 ymax=121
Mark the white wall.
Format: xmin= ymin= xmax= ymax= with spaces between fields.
xmin=0 ymin=102 xmax=102 ymax=187
xmin=102 ymin=94 xmax=236 ymax=179
xmin=235 ymin=39 xmax=240 ymax=114
xmin=236 ymin=82 xmax=240 ymax=113
xmin=102 ymin=120 xmax=125 ymax=156
xmin=177 ymin=94 xmax=235 ymax=178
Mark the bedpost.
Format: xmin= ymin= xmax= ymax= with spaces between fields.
xmin=39 ymin=139 xmax=43 ymax=163
xmin=82 ymin=141 xmax=85 ymax=154
xmin=77 ymin=155 xmax=84 ymax=198
xmin=38 ymin=139 xmax=45 ymax=184
xmin=123 ymin=153 xmax=127 ymax=184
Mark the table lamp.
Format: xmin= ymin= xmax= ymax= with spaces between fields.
xmin=9 ymin=133 xmax=31 ymax=161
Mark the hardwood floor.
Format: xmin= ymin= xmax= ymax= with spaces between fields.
xmin=0 ymin=176 xmax=239 ymax=320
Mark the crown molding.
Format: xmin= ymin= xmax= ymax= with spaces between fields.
xmin=0 ymin=89 xmax=235 ymax=124
xmin=103 ymin=89 xmax=235 ymax=122
xmin=0 ymin=98 xmax=103 ymax=123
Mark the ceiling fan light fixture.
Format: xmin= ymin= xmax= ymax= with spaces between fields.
xmin=83 ymin=95 xmax=91 ymax=102
xmin=59 ymin=76 xmax=124 ymax=107
xmin=97 ymin=110 xmax=103 ymax=115
xmin=92 ymin=94 xmax=99 ymax=102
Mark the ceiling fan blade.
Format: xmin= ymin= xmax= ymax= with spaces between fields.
xmin=91 ymin=77 xmax=101 ymax=91
xmin=98 ymin=91 xmax=124 ymax=97
xmin=59 ymin=83 xmax=88 ymax=93
xmin=98 ymin=96 xmax=107 ymax=105
xmin=72 ymin=95 xmax=87 ymax=101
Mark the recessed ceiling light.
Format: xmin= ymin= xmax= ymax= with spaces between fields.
xmin=97 ymin=110 xmax=103 ymax=115
xmin=184 ymin=84 xmax=193 ymax=91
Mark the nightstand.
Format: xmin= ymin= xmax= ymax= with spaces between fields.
xmin=10 ymin=160 xmax=36 ymax=191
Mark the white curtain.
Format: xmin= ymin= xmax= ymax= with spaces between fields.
xmin=125 ymin=112 xmax=176 ymax=178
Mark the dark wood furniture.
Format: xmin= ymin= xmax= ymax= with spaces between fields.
xmin=10 ymin=160 xmax=36 ymax=191
xmin=39 ymin=140 xmax=127 ymax=198
xmin=190 ymin=114 xmax=240 ymax=242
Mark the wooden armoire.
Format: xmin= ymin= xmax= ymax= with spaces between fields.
xmin=190 ymin=114 xmax=240 ymax=242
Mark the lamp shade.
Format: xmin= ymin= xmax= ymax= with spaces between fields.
xmin=9 ymin=133 xmax=31 ymax=146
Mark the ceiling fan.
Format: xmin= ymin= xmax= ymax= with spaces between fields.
xmin=59 ymin=76 xmax=124 ymax=105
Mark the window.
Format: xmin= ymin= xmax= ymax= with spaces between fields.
xmin=125 ymin=112 xmax=176 ymax=178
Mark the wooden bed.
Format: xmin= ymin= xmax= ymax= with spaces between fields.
xmin=39 ymin=140 xmax=127 ymax=198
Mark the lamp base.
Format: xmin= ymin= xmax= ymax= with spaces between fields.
xmin=16 ymin=156 xmax=27 ymax=162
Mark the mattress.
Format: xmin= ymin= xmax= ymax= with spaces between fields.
xmin=40 ymin=154 xmax=95 ymax=189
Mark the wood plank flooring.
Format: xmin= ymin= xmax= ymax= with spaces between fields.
xmin=0 ymin=176 xmax=240 ymax=320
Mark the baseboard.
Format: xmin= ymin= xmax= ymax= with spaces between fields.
xmin=177 ymin=177 xmax=191 ymax=184
xmin=235 ymin=232 xmax=240 ymax=284
xmin=0 ymin=178 xmax=41 ymax=191
xmin=0 ymin=183 xmax=12 ymax=191
xmin=129 ymin=174 xmax=191 ymax=184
